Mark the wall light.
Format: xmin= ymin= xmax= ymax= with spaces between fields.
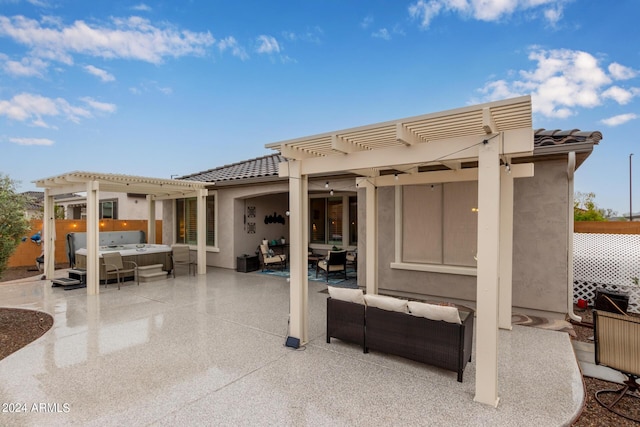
xmin=325 ymin=181 xmax=329 ymax=188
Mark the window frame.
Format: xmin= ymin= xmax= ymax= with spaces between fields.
xmin=308 ymin=193 xmax=357 ymax=247
xmin=392 ymin=184 xmax=478 ymax=276
xmin=174 ymin=191 xmax=218 ymax=250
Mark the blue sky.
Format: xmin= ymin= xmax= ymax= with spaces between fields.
xmin=1 ymin=0 xmax=638 ymax=215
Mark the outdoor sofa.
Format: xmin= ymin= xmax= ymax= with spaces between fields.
xmin=326 ymin=288 xmax=474 ymax=382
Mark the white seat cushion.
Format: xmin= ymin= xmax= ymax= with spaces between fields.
xmin=408 ymin=301 xmax=461 ymax=324
xmin=328 ymin=287 xmax=365 ymax=305
xmin=364 ymin=294 xmax=409 ymax=313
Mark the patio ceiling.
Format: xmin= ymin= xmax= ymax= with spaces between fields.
xmin=34 ymin=171 xmax=208 ymax=198
xmin=266 ymin=96 xmax=532 ymax=174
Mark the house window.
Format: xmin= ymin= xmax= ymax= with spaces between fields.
xmin=100 ymin=200 xmax=117 ymax=219
xmin=310 ymin=195 xmax=357 ymax=246
xmin=175 ymin=194 xmax=216 ymax=246
xmin=402 ymin=182 xmax=477 ymax=267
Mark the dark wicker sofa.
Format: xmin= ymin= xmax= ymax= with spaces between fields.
xmin=326 ymin=297 xmax=474 ymax=382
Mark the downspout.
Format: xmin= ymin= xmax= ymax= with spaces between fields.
xmin=567 ymin=152 xmax=581 ymax=322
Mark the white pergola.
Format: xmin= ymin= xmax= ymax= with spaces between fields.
xmin=34 ymin=171 xmax=209 ymax=295
xmin=266 ymin=96 xmax=535 ymax=407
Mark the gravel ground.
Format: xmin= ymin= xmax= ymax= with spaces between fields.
xmin=1 ymin=266 xmax=638 ymax=425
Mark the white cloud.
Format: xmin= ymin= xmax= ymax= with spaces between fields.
xmin=609 ymin=62 xmax=637 ymax=80
xmin=361 ymin=15 xmax=374 ymax=29
xmin=372 ymin=28 xmax=391 ymax=40
xmin=0 ymin=15 xmax=215 ymax=65
xmin=408 ymin=0 xmax=566 ymax=28
xmin=477 ymin=48 xmax=639 ymax=119
xmin=131 ymin=3 xmax=151 ymax=12
xmin=80 ymin=96 xmax=117 ymax=113
xmin=83 ymin=65 xmax=115 ymax=82
xmin=2 ymin=55 xmax=48 ymax=77
xmin=218 ymin=36 xmax=249 ymax=60
xmin=256 ymin=35 xmax=280 ymax=54
xmin=9 ymin=137 xmax=54 ymax=146
xmin=281 ymin=27 xmax=323 ymax=45
xmin=0 ymin=92 xmax=112 ymax=126
xmin=600 ymin=113 xmax=638 ymax=127
xmin=601 ymin=86 xmax=638 ymax=105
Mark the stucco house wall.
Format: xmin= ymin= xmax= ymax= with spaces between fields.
xmin=363 ymin=158 xmax=571 ymax=315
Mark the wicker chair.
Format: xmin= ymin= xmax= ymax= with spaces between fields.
xmin=593 ymin=309 xmax=640 ymax=423
xmin=171 ymin=245 xmax=196 ymax=277
xmin=316 ymin=250 xmax=347 ymax=282
xmin=103 ymin=252 xmax=138 ymax=290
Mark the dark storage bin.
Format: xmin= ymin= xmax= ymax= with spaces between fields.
xmin=237 ymin=255 xmax=259 ymax=273
xmin=595 ymin=289 xmax=629 ymax=314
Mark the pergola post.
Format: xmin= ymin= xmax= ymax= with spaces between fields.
xmin=196 ymin=188 xmax=207 ymax=274
xmin=364 ymin=179 xmax=378 ymax=295
xmin=474 ymin=138 xmax=501 ymax=407
xmin=86 ymin=180 xmax=100 ymax=295
xmin=499 ymin=164 xmax=514 ymax=330
xmin=147 ymin=195 xmax=156 ymax=244
xmin=288 ymin=160 xmax=309 ymax=344
xmin=43 ymin=189 xmax=56 ymax=280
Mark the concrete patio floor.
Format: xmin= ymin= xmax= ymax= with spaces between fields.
xmin=0 ymin=268 xmax=583 ymax=426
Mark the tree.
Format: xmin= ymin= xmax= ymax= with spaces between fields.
xmin=0 ymin=174 xmax=31 ymax=278
xmin=574 ymin=191 xmax=616 ymax=221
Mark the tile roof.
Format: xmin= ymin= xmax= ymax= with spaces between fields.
xmin=179 ymin=153 xmax=285 ymax=183
xmin=533 ymin=129 xmax=602 ymax=147
xmin=181 ymin=129 xmax=602 ymax=183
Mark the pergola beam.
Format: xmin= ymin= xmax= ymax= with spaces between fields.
xmin=283 ymin=129 xmax=533 ymax=176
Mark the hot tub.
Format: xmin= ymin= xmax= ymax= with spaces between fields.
xmin=75 ymin=244 xmax=173 ymax=282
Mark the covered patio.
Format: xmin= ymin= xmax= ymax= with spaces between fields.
xmin=0 ymin=269 xmax=582 ymax=425
xmin=267 ymin=96 xmax=535 ymax=406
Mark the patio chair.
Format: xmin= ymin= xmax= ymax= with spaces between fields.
xmin=103 ymin=252 xmax=138 ymax=290
xmin=346 ymin=250 xmax=357 ymax=271
xmin=316 ymin=250 xmax=348 ymax=282
xmin=259 ymin=244 xmax=286 ymax=271
xmin=593 ymin=309 xmax=640 ymax=423
xmin=171 ymin=245 xmax=196 ymax=277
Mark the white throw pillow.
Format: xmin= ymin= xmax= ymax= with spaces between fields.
xmin=328 ymin=286 xmax=365 ymax=305
xmin=364 ymin=294 xmax=409 ymax=313
xmin=408 ymin=301 xmax=461 ymax=324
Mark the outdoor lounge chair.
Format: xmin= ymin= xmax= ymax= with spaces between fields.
xmin=259 ymin=244 xmax=286 ymax=271
xmin=171 ymin=245 xmax=196 ymax=277
xmin=316 ymin=250 xmax=347 ymax=282
xmin=593 ymin=309 xmax=640 ymax=422
xmin=103 ymin=252 xmax=138 ymax=290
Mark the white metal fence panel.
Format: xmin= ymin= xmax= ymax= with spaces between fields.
xmin=573 ymin=233 xmax=640 ymax=313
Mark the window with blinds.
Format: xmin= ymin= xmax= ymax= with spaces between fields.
xmin=402 ymin=182 xmax=477 ymax=267
xmin=175 ymin=195 xmax=216 ymax=247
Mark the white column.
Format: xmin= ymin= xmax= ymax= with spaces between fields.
xmin=147 ymin=195 xmax=156 ymax=244
xmin=288 ymin=161 xmax=309 ymax=344
xmin=196 ymin=188 xmax=207 ymax=274
xmin=43 ymin=189 xmax=56 ymax=280
xmin=86 ymin=180 xmax=100 ymax=295
xmin=474 ymin=139 xmax=501 ymax=407
xmin=364 ymin=180 xmax=378 ymax=295
xmin=499 ymin=160 xmax=514 ymax=330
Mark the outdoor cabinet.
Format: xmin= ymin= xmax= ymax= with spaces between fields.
xmin=237 ymin=255 xmax=259 ymax=273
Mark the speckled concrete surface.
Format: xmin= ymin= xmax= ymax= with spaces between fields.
xmin=0 ymin=268 xmax=583 ymax=426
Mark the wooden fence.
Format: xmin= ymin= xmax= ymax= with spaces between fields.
xmin=575 ymin=221 xmax=640 ymax=235
xmin=8 ymin=219 xmax=163 ymax=268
